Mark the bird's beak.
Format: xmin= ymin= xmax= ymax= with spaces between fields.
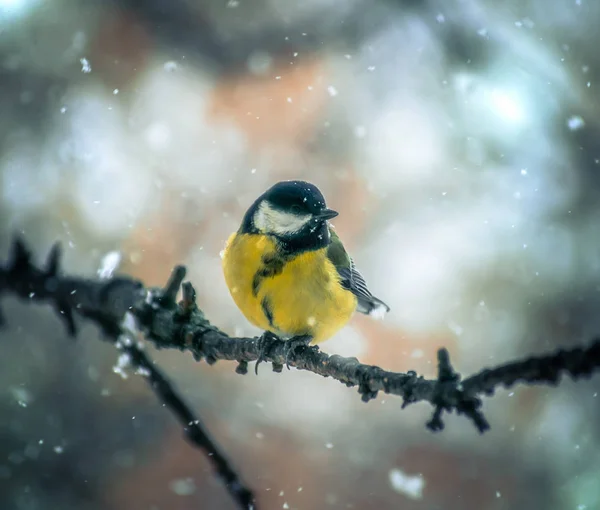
xmin=315 ymin=208 xmax=339 ymax=221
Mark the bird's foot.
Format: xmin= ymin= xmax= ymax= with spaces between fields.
xmin=255 ymin=331 xmax=280 ymax=375
xmin=284 ymin=335 xmax=313 ymax=370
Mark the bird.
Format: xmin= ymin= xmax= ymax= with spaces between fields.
xmin=221 ymin=180 xmax=390 ymax=372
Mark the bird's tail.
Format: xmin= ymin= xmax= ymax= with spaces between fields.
xmin=357 ymin=295 xmax=390 ymax=320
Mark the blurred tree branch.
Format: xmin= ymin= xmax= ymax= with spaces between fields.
xmin=0 ymin=239 xmax=256 ymax=510
xmin=1 ymin=237 xmax=600 ymax=498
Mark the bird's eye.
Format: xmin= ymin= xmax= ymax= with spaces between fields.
xmin=290 ymin=205 xmax=302 ymax=214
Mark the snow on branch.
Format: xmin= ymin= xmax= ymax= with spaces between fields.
xmin=1 ymin=237 xmax=600 ymax=505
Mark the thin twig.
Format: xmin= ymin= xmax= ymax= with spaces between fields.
xmin=122 ymin=343 xmax=256 ymax=509
xmin=0 ymin=237 xmax=256 ymax=510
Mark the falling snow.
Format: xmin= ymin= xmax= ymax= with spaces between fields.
xmin=97 ymin=251 xmax=121 ymax=279
xmin=80 ymin=58 xmax=91 ymax=73
xmin=170 ymin=478 xmax=196 ymax=496
xmin=388 ymin=469 xmax=425 ymax=500
xmin=567 ymin=115 xmax=585 ymax=131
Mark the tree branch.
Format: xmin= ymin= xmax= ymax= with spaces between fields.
xmin=1 ymin=237 xmax=600 ymax=490
xmin=121 ymin=342 xmax=256 ymax=509
xmin=0 ymin=238 xmax=257 ymax=510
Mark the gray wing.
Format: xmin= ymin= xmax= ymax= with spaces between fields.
xmin=327 ymin=229 xmax=390 ymax=317
xmin=337 ymin=260 xmax=390 ymax=317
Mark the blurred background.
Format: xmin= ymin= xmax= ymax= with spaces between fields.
xmin=1 ymin=0 xmax=600 ymax=508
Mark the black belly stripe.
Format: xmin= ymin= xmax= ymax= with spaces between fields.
xmin=252 ymin=252 xmax=287 ymax=296
xmin=261 ymin=296 xmax=275 ymax=327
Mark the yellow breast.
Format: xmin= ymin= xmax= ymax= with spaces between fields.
xmin=222 ymin=232 xmax=357 ymax=344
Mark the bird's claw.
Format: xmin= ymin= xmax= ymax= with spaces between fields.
xmin=284 ymin=335 xmax=313 ymax=370
xmin=254 ymin=333 xmax=313 ymax=373
xmin=255 ymin=331 xmax=280 ymax=375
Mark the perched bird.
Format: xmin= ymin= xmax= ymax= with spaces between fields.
xmin=222 ymin=180 xmax=389 ymax=371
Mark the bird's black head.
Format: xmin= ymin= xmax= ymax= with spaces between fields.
xmin=241 ymin=180 xmax=338 ymax=253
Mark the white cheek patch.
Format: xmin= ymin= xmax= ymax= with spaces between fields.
xmin=254 ymin=201 xmax=312 ymax=235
